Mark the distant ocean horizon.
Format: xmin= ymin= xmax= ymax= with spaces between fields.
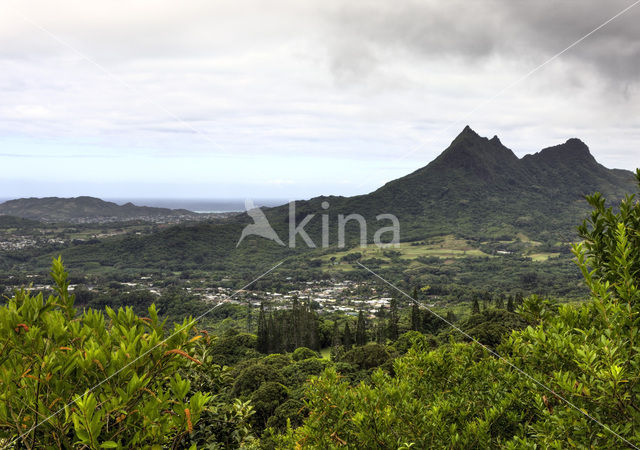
xmin=106 ymin=198 xmax=289 ymax=213
xmin=0 ymin=197 xmax=289 ymax=213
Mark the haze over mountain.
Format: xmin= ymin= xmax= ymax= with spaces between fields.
xmin=52 ymin=127 xmax=637 ymax=272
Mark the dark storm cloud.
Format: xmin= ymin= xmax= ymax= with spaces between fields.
xmin=325 ymin=0 xmax=640 ymax=86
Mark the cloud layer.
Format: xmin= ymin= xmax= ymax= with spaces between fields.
xmin=1 ymin=0 xmax=639 ymax=198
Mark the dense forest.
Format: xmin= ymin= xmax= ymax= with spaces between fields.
xmin=1 ymin=171 xmax=639 ymax=448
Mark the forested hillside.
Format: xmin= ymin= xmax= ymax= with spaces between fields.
xmin=1 ymin=170 xmax=639 ymax=448
xmin=0 ymin=196 xmax=198 ymax=223
xmin=46 ymin=128 xmax=636 ymax=272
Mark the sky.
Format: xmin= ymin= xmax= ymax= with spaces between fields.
xmin=1 ymin=0 xmax=639 ymax=200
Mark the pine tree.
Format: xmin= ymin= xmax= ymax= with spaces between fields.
xmin=388 ymin=296 xmax=399 ymax=341
xmin=507 ymin=296 xmax=515 ymax=312
xmin=515 ymin=292 xmax=524 ymax=306
xmin=445 ymin=310 xmax=457 ymax=323
xmin=495 ymin=294 xmax=505 ymax=309
xmin=292 ymin=298 xmax=301 ymax=349
xmin=268 ymin=313 xmax=280 ymax=354
xmin=257 ymin=303 xmax=268 ymax=353
xmin=472 ymin=298 xmax=481 ymax=315
xmin=309 ymin=308 xmax=320 ymax=351
xmin=356 ymin=310 xmax=367 ymax=346
xmin=246 ymin=299 xmax=253 ymax=333
xmin=282 ymin=312 xmax=293 ymax=352
xmin=331 ymin=320 xmax=341 ymax=348
xmin=411 ymin=302 xmax=421 ymax=331
xmin=343 ymin=322 xmax=353 ymax=348
xmin=375 ymin=307 xmax=386 ymax=343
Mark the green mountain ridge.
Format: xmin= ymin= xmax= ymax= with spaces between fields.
xmin=0 ymin=196 xmax=197 ymax=223
xmin=35 ymin=127 xmax=638 ymax=273
xmin=256 ymin=126 xmax=635 ymax=243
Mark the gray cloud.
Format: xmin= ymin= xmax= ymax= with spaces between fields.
xmin=324 ymin=0 xmax=640 ymax=87
xmin=1 ymin=0 xmax=639 ymax=198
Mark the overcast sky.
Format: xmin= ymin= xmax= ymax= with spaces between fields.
xmin=1 ymin=0 xmax=639 ymax=200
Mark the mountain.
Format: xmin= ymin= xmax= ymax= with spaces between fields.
xmin=345 ymin=126 xmax=635 ymax=239
xmin=0 ymin=215 xmax=43 ymax=231
xmin=49 ymin=127 xmax=638 ymax=272
xmin=0 ymin=196 xmax=199 ymax=223
xmin=253 ymin=126 xmax=635 ymax=244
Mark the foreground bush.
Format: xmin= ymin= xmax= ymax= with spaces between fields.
xmin=277 ymin=170 xmax=640 ymax=448
xmin=0 ymin=257 xmax=209 ymax=448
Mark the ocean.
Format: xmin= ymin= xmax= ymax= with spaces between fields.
xmin=1 ymin=197 xmax=289 ymax=213
xmin=101 ymin=198 xmax=288 ymax=213
xmin=0 ymin=197 xmax=288 ymax=213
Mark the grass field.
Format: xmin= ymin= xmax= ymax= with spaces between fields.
xmin=317 ymin=235 xmax=491 ymax=272
xmin=529 ymin=252 xmax=561 ymax=261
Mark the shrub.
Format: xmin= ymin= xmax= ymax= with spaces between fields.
xmin=0 ymin=257 xmax=209 ymax=448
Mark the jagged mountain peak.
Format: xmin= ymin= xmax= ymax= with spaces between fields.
xmin=451 ymin=125 xmax=484 ymax=145
xmin=460 ymin=124 xmax=478 ymax=136
xmin=434 ymin=127 xmax=520 ymax=171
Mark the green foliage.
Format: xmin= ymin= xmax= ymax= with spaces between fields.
xmin=281 ymin=358 xmax=329 ymax=392
xmin=338 ymin=343 xmax=394 ymax=372
xmin=577 ymin=169 xmax=640 ymax=297
xmin=209 ymin=332 xmax=259 ymax=366
xmin=500 ymin=172 xmax=640 ymax=447
xmin=278 ymin=343 xmax=536 ymax=448
xmin=275 ymin=170 xmax=640 ymax=448
xmin=232 ymin=363 xmax=285 ymax=398
xmin=393 ymin=330 xmax=437 ymax=355
xmin=441 ymin=309 xmax=529 ymax=348
xmin=292 ymin=347 xmax=319 ymax=361
xmin=516 ymin=294 xmax=559 ymax=324
xmin=0 ymin=257 xmax=210 ymax=448
xmin=250 ymin=382 xmax=289 ymax=429
xmin=257 ymin=301 xmax=321 ymax=354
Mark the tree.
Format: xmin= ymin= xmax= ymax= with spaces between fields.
xmin=355 ymin=310 xmax=367 ymax=346
xmin=268 ymin=313 xmax=280 ymax=353
xmin=503 ymin=171 xmax=640 ymax=447
xmin=445 ymin=310 xmax=457 ymax=323
xmin=495 ymin=293 xmax=505 ymax=309
xmin=331 ymin=320 xmax=341 ymax=349
xmin=249 ymin=382 xmax=288 ymax=430
xmin=342 ymin=322 xmax=353 ymax=348
xmin=257 ymin=302 xmax=268 ymax=353
xmin=292 ymin=347 xmax=318 ymax=361
xmin=276 ymin=171 xmax=640 ymax=448
xmin=506 ymin=295 xmax=515 ymax=312
xmin=471 ymin=298 xmax=480 ymax=315
xmin=277 ymin=343 xmax=536 ymax=448
xmin=246 ymin=299 xmax=253 ymax=333
xmin=410 ymin=288 xmax=421 ymax=331
xmin=515 ymin=291 xmax=524 ymax=306
xmin=387 ymin=296 xmax=399 ymax=341
xmin=374 ymin=306 xmax=387 ymax=344
xmin=0 ymin=258 xmax=210 ymax=448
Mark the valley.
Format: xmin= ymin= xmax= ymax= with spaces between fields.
xmin=1 ymin=128 xmax=638 ymax=448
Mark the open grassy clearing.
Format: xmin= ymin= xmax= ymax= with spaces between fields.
xmin=317 ymin=236 xmax=492 ymax=270
xmin=529 ymin=252 xmax=561 ymax=261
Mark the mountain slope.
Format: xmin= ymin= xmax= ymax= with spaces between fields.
xmin=345 ymin=127 xmax=633 ymax=240
xmin=0 ymin=196 xmax=198 ymax=223
xmin=254 ymin=126 xmax=635 ymax=243
xmin=49 ymin=127 xmax=638 ymax=271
